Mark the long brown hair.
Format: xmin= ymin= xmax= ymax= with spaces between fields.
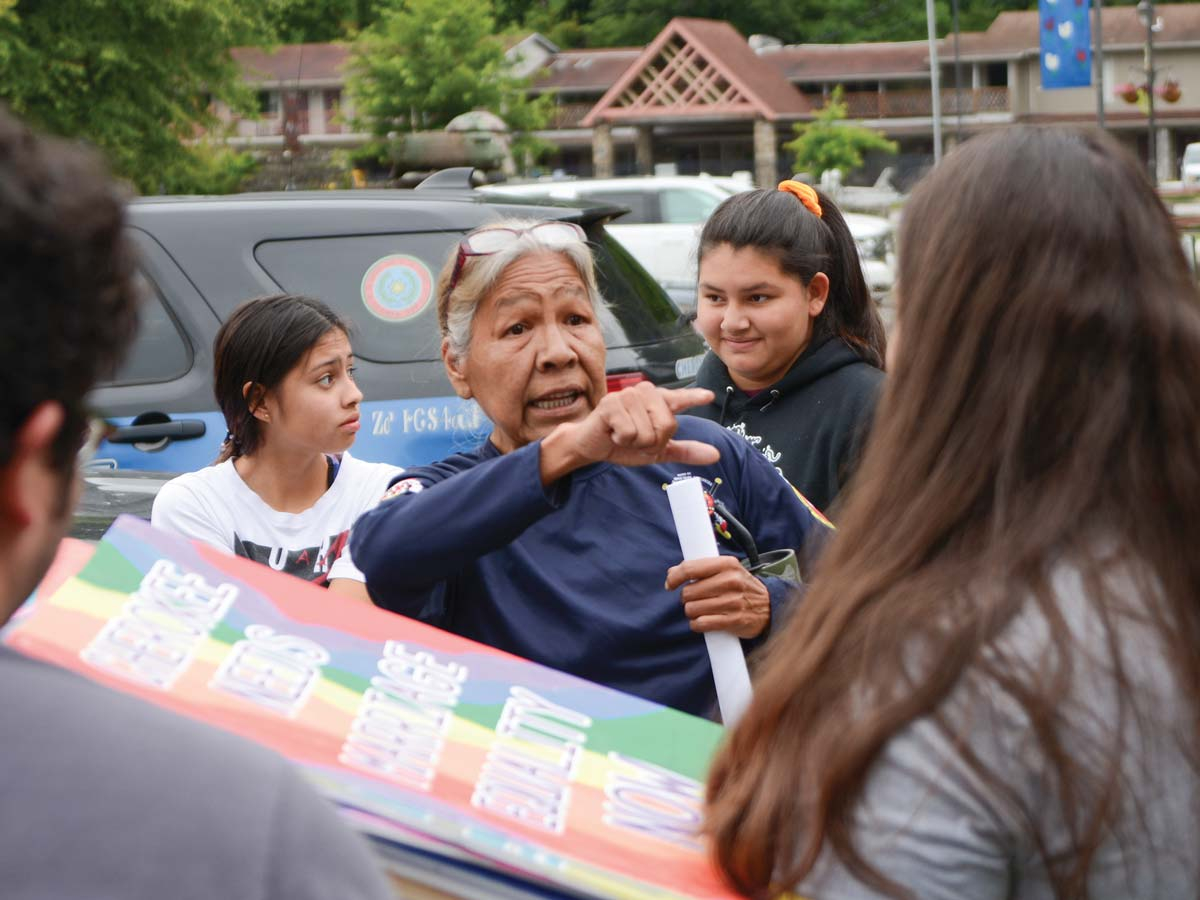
xmin=706 ymin=127 xmax=1200 ymax=898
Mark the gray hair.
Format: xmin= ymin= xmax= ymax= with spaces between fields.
xmin=436 ymin=217 xmax=606 ymax=362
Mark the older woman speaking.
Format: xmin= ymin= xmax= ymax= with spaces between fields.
xmin=350 ymin=220 xmax=829 ymax=716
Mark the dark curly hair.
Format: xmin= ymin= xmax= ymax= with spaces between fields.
xmin=0 ymin=107 xmax=140 ymax=472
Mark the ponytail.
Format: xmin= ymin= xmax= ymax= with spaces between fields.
xmin=214 ymin=430 xmax=243 ymax=464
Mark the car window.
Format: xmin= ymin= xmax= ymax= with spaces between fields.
xmin=660 ymin=188 xmax=721 ymax=224
xmin=102 ymin=274 xmax=192 ymax=385
xmin=588 ymin=228 xmax=686 ymax=345
xmin=255 ymin=232 xmax=455 ymax=363
xmin=576 ymin=191 xmax=653 ymax=224
xmin=255 ymin=228 xmax=684 ymax=361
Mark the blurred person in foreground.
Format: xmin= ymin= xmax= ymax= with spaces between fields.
xmin=351 ymin=219 xmax=830 ymax=718
xmin=706 ymin=126 xmax=1200 ymax=898
xmin=0 ymin=108 xmax=392 ymax=900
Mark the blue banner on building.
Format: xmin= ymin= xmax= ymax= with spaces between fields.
xmin=1040 ymin=0 xmax=1093 ymax=89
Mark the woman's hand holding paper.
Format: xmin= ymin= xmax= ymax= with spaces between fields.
xmin=665 ymin=555 xmax=770 ymax=639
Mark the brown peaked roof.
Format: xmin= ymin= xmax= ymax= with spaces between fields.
xmin=582 ymin=17 xmax=811 ymax=126
xmin=232 ymin=43 xmax=350 ymax=85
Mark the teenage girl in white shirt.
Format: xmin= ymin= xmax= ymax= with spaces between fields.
xmin=151 ymin=294 xmax=400 ymax=597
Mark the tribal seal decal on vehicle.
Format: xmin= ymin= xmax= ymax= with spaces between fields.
xmin=361 ymin=254 xmax=433 ymax=322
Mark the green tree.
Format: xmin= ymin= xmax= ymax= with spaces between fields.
xmin=485 ymin=0 xmax=1141 ymax=48
xmin=347 ymin=0 xmax=551 ymax=163
xmin=265 ymin=0 xmax=386 ymax=42
xmin=582 ymin=0 xmax=786 ymax=47
xmin=500 ymin=0 xmax=1055 ymax=48
xmin=0 ymin=0 xmax=273 ymax=194
xmin=497 ymin=0 xmax=589 ymax=48
xmin=792 ymin=0 xmax=947 ymax=44
xmin=784 ymin=86 xmax=898 ymax=179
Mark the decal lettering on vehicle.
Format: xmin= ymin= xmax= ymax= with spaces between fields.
xmin=400 ymin=403 xmax=486 ymax=434
xmin=361 ymin=254 xmax=433 ymax=322
xmin=371 ymin=409 xmax=396 ymax=436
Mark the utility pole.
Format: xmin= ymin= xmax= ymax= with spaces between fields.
xmin=1093 ymin=0 xmax=1105 ymax=128
xmin=926 ymin=0 xmax=943 ymax=165
xmin=952 ymin=0 xmax=964 ymax=140
xmin=1137 ymin=0 xmax=1160 ymax=183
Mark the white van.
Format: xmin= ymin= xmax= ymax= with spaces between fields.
xmin=478 ymin=176 xmax=740 ymax=290
xmin=478 ymin=175 xmax=895 ymax=302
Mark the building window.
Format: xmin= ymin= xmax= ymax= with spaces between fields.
xmin=324 ymin=89 xmax=342 ymax=133
xmin=258 ymin=91 xmax=280 ymax=116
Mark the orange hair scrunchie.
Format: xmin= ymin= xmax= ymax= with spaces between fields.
xmin=777 ymin=179 xmax=823 ymax=218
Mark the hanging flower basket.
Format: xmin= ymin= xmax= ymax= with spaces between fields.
xmin=1158 ymin=80 xmax=1182 ymax=103
xmin=1115 ymin=82 xmax=1142 ymax=104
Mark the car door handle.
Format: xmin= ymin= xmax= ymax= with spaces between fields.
xmin=108 ymin=419 xmax=207 ymax=444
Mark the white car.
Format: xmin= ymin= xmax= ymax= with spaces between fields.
xmin=478 ymin=175 xmax=895 ymax=303
xmin=1182 ymin=143 xmax=1200 ymax=188
xmin=842 ymin=211 xmax=895 ymax=300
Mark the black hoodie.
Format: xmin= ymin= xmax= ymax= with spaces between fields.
xmin=688 ymin=336 xmax=883 ymax=515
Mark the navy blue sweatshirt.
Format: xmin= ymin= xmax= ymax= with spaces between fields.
xmin=350 ymin=416 xmax=829 ymax=717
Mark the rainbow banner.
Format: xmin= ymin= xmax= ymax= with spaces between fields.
xmin=5 ymin=516 xmax=735 ymax=900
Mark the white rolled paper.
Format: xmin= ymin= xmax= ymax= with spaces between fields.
xmin=665 ymin=476 xmax=753 ymax=726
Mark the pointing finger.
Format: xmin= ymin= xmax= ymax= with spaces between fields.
xmin=661 ymin=388 xmax=716 ymax=413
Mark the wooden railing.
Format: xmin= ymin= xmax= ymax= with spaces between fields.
xmin=547 ymin=102 xmax=594 ymax=130
xmin=842 ymin=87 xmax=1009 ymax=119
xmin=254 ymin=110 xmax=310 ymax=137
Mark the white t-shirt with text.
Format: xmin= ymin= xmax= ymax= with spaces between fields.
xmin=150 ymin=452 xmax=401 ymax=585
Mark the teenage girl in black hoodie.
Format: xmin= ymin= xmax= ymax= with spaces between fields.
xmin=689 ymin=181 xmax=886 ymax=515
